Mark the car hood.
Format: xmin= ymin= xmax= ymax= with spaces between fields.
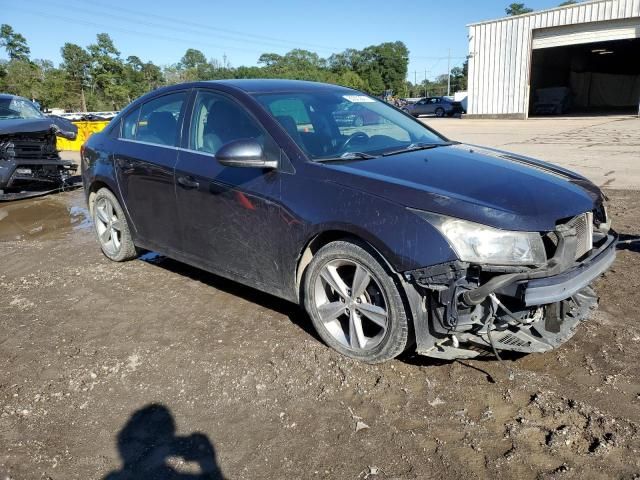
xmin=318 ymin=144 xmax=603 ymax=232
xmin=0 ymin=118 xmax=55 ymax=135
xmin=0 ymin=117 xmax=77 ymax=138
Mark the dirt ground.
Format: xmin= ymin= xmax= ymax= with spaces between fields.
xmin=1 ymin=186 xmax=640 ymax=478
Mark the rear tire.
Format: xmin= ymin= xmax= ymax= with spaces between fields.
xmin=303 ymin=240 xmax=409 ymax=363
xmin=435 ymin=107 xmax=445 ymax=118
xmin=92 ymin=188 xmax=137 ymax=262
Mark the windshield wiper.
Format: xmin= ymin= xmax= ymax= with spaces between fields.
xmin=382 ymin=142 xmax=454 ymax=157
xmin=316 ymin=152 xmax=378 ymax=162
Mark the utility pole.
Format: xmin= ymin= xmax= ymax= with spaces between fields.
xmin=447 ymin=49 xmax=451 ymax=97
xmin=424 ymin=69 xmax=427 ymax=98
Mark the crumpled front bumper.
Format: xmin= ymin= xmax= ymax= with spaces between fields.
xmin=402 ymin=231 xmax=617 ymax=360
xmin=502 ymin=233 xmax=617 ymax=306
xmin=0 ymin=158 xmax=80 ymax=201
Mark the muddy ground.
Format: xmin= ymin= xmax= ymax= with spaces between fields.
xmin=0 ymin=188 xmax=639 ymax=480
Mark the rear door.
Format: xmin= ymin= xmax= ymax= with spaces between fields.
xmin=174 ymin=89 xmax=285 ymax=289
xmin=113 ymin=90 xmax=188 ymax=251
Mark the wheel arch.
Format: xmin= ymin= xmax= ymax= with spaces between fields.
xmin=294 ymin=229 xmax=401 ymax=303
xmin=295 ymin=229 xmax=421 ymax=354
xmin=87 ymin=180 xmax=112 ymax=216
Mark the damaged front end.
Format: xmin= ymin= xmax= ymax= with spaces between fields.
xmin=0 ymin=119 xmax=80 ymax=201
xmin=404 ymin=208 xmax=616 ymax=360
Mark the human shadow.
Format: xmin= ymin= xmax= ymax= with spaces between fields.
xmin=103 ymin=404 xmax=225 ymax=480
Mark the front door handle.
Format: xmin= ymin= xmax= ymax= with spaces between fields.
xmin=177 ymin=175 xmax=200 ymax=189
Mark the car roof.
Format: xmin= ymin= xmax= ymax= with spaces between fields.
xmin=207 ymin=79 xmax=356 ymax=94
xmin=155 ymin=79 xmax=357 ymax=96
xmin=121 ymin=79 xmax=366 ymax=117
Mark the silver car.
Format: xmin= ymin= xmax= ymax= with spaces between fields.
xmin=405 ymin=97 xmax=464 ymax=118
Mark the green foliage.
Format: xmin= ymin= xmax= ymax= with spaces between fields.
xmin=505 ymin=3 xmax=534 ymax=15
xmin=336 ymin=70 xmax=368 ymax=91
xmin=0 ymin=23 xmax=467 ymax=110
xmin=0 ymin=24 xmax=30 ymax=61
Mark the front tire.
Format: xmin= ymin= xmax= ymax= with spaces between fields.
xmin=435 ymin=107 xmax=445 ymax=118
xmin=303 ymin=240 xmax=409 ymax=363
xmin=92 ymin=188 xmax=137 ymax=262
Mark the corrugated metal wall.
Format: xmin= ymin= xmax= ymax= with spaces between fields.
xmin=467 ymin=0 xmax=640 ymax=117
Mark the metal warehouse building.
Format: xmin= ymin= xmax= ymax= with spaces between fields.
xmin=466 ymin=0 xmax=640 ymax=118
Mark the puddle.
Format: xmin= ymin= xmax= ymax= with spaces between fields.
xmin=0 ymin=190 xmax=92 ymax=241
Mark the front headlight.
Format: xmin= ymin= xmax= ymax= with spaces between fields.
xmin=413 ymin=210 xmax=547 ymax=266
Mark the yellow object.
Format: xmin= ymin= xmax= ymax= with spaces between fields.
xmin=56 ymin=120 xmax=111 ymax=151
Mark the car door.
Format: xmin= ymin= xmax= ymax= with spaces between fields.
xmin=423 ymin=98 xmax=436 ymax=115
xmin=413 ymin=99 xmax=428 ymax=115
xmin=113 ymin=90 xmax=188 ymax=251
xmin=174 ymin=89 xmax=284 ymax=289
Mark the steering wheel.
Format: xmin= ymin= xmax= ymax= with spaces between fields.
xmin=338 ymin=131 xmax=369 ymax=152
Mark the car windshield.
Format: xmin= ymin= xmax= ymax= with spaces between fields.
xmin=0 ymin=97 xmax=44 ymax=120
xmin=253 ymin=91 xmax=448 ymax=160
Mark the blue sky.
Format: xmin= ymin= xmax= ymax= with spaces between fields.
xmin=1 ymin=0 xmax=565 ymax=81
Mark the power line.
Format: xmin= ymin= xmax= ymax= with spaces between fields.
xmin=79 ymin=0 xmax=345 ymax=53
xmin=73 ymin=0 xmax=469 ymax=61
xmin=4 ymin=0 xmax=468 ymax=70
xmin=30 ymin=0 xmax=344 ymax=54
xmin=6 ymin=5 xmax=282 ymax=57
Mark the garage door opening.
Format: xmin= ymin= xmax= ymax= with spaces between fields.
xmin=529 ymin=37 xmax=640 ymax=116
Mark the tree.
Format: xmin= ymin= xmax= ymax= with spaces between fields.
xmin=365 ymin=41 xmax=409 ymax=95
xmin=61 ymin=43 xmax=91 ymax=111
xmin=449 ymin=59 xmax=468 ymax=92
xmin=336 ymin=70 xmax=368 ymax=91
xmin=559 ymin=0 xmax=580 ymax=5
xmin=0 ymin=24 xmax=30 ymax=61
xmin=365 ymin=70 xmax=385 ymax=95
xmin=180 ymin=49 xmax=207 ymax=70
xmin=0 ymin=33 xmax=417 ymax=109
xmin=124 ymin=56 xmax=162 ymax=99
xmin=87 ymin=33 xmax=128 ymax=110
xmin=257 ymin=53 xmax=283 ymax=68
xmin=505 ymin=3 xmax=533 ymax=15
xmin=328 ymin=42 xmax=409 ymax=95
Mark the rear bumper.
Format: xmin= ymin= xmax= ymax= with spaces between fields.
xmin=523 ymin=234 xmax=616 ymax=306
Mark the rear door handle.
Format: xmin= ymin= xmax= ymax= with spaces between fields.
xmin=177 ymin=175 xmax=200 ymax=189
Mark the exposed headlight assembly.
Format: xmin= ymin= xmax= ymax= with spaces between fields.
xmin=413 ymin=210 xmax=547 ymax=266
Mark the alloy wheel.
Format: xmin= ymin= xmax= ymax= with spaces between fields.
xmin=314 ymin=259 xmax=388 ymax=351
xmin=94 ymin=197 xmax=123 ymax=256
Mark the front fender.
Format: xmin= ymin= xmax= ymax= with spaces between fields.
xmin=281 ymin=176 xmax=458 ymax=299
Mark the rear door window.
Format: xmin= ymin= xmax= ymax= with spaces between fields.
xmin=135 ymin=92 xmax=187 ymax=146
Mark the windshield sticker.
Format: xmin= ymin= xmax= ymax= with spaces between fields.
xmin=343 ymin=95 xmax=375 ymax=103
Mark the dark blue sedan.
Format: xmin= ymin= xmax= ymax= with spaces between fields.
xmin=81 ymin=80 xmax=616 ymax=363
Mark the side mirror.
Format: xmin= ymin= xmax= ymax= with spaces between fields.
xmin=216 ymin=138 xmax=278 ymax=169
